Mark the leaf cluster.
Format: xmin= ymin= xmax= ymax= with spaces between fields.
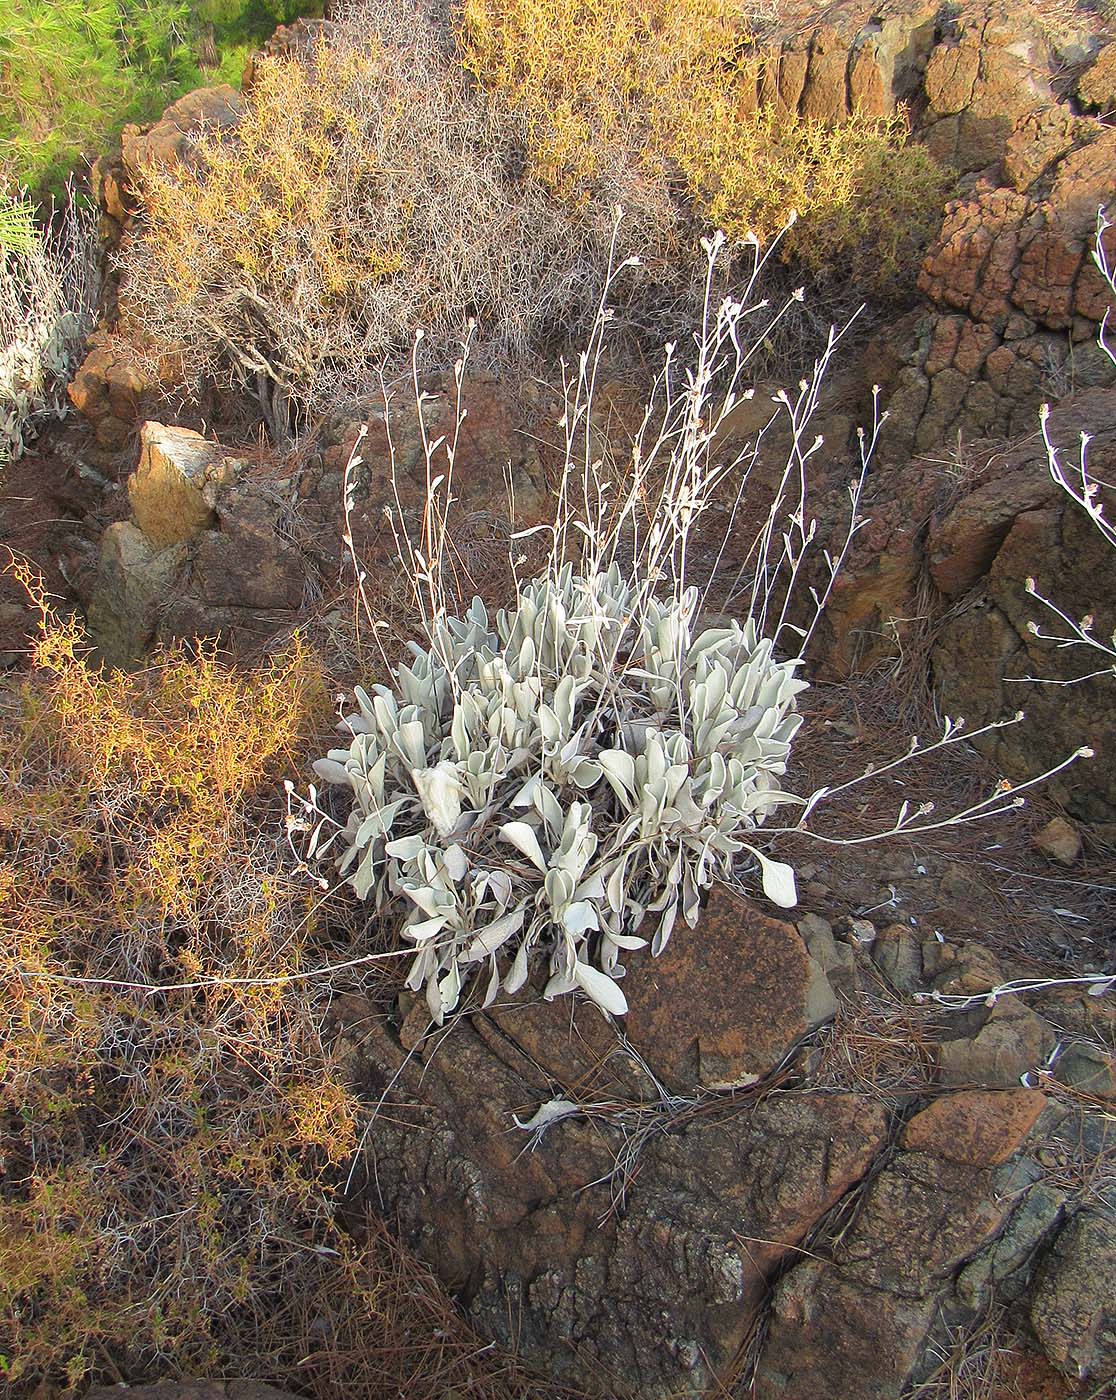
xmin=309 ymin=567 xmax=805 ymax=1023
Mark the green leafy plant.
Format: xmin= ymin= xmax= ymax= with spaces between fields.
xmin=0 ymin=0 xmax=325 ymax=194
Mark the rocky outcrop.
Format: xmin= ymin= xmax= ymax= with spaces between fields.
xmin=746 ymin=0 xmax=1101 ymax=164
xmin=86 ymin=422 xmax=309 ymax=665
xmin=333 ymin=886 xmax=1116 ymax=1399
xmin=926 ymin=387 xmax=1116 ymax=823
xmin=240 ymin=18 xmax=334 ymax=91
xmin=872 ymin=117 xmax=1116 ymax=463
xmin=67 ymin=334 xmax=164 ymax=454
xmin=120 ymin=84 xmax=242 ymax=186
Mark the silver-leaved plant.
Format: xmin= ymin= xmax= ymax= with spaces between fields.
xmin=297 ymin=226 xmax=877 ymax=1024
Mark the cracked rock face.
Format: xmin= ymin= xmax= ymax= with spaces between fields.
xmin=346 ymin=1005 xmax=887 ymax=1398
xmin=335 ymin=891 xmax=1116 ymax=1398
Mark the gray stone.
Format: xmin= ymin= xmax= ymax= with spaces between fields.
xmin=871 ymin=923 xmax=926 ymax=994
xmin=86 ymin=522 xmax=188 ymax=667
xmin=1031 ymin=1209 xmax=1116 ymax=1383
xmin=1054 ymin=1042 xmax=1116 ymax=1100
xmin=938 ymin=1000 xmax=1057 ymax=1088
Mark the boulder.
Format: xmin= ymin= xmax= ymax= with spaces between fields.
xmin=120 ymin=84 xmax=242 ymax=185
xmin=85 ymin=522 xmax=188 ymax=668
xmin=938 ymin=1000 xmax=1058 ymax=1089
xmin=901 ymin=1088 xmax=1049 ymax=1166
xmin=315 ymin=373 xmax=550 ymax=567
xmin=345 ymin=996 xmax=886 ymax=1398
xmin=67 ymin=336 xmax=159 ymax=453
xmin=757 ymin=1115 xmax=1068 ymax=1398
xmin=617 ymin=884 xmax=837 ymax=1090
xmin=1032 ymin=1210 xmax=1116 ymax=1382
xmin=1053 ymin=1043 xmax=1116 ymax=1100
xmin=87 ymin=423 xmax=311 ymax=663
xmin=1032 ymin=816 xmax=1083 ymax=866
xmin=128 ymin=422 xmax=235 ymax=547
xmin=929 ymin=387 xmax=1116 ymax=822
xmin=1078 ymin=41 xmax=1116 ymax=113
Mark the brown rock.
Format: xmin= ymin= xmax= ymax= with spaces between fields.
xmin=776 ymin=42 xmax=810 ymax=114
xmin=757 ymin=1109 xmax=1063 ymax=1399
xmin=1032 ymin=816 xmax=1083 ymax=866
xmin=800 ymin=25 xmax=848 ymax=123
xmin=929 ymin=460 xmax=1058 ymax=596
xmin=871 ymin=922 xmax=925 ymax=994
xmin=67 ymin=336 xmax=156 ymax=452
xmin=241 ymin=18 xmax=334 ymax=91
xmin=121 ymin=84 xmax=242 ymax=185
xmin=128 ymin=422 xmax=235 ymax=548
xmin=345 ymin=996 xmax=886 ymax=1398
xmin=86 ymin=522 xmax=189 ymax=668
xmin=902 ymin=1088 xmax=1048 ymax=1165
xmin=758 ymin=1265 xmax=936 ymax=1400
xmin=325 ymin=374 xmax=549 ymax=567
xmin=620 ymin=884 xmax=837 ymax=1090
xmin=1078 ymin=42 xmax=1116 ymax=113
xmin=1053 ymin=1043 xmax=1116 ymax=1100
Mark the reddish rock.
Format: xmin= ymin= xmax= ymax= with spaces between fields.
xmin=1078 ymin=42 xmax=1116 ymax=113
xmin=121 ymin=84 xmax=242 ymax=184
xmin=902 ymin=1088 xmax=1049 ymax=1165
xmin=928 ymin=460 xmax=1058 ymax=596
xmin=620 ymin=884 xmax=837 ymax=1090
xmin=344 ymin=995 xmax=886 ymax=1398
xmin=758 ymin=1265 xmax=936 ymax=1400
xmin=1032 ymin=816 xmax=1082 ymax=866
xmin=800 ymin=25 xmax=848 ymax=122
xmin=1032 ymin=1210 xmax=1116 ymax=1382
xmin=67 ymin=335 xmax=157 ymax=452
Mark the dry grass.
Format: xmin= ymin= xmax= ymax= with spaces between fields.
xmin=120 ymin=0 xmax=696 ymax=433
xmin=811 ymin=988 xmax=939 ymax=1100
xmin=0 ymin=571 xmax=582 ymax=1399
xmin=456 ymin=0 xmax=953 ymax=298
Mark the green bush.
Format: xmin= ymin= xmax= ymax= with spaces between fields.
xmin=0 ymin=0 xmax=324 ymax=196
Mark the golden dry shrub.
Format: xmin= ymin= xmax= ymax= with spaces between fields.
xmin=0 ymin=599 xmax=354 ymax=1385
xmin=454 ymin=0 xmax=953 ymax=297
xmin=120 ymin=7 xmax=640 ymax=428
xmin=0 ymin=591 xmax=576 ymax=1397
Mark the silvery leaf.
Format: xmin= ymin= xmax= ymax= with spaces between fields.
xmin=572 ymin=959 xmax=628 ymax=1016
xmin=561 ymin=900 xmax=599 ymax=936
xmin=503 ymin=941 xmax=530 ymax=994
xmin=312 ymin=758 xmax=351 ymax=786
xmin=461 ymin=906 xmax=527 ymax=962
xmin=742 ymin=844 xmax=798 ymax=908
xmin=385 ymin=833 xmax=427 ymax=862
xmin=412 ymin=762 xmax=463 ymax=837
xmin=499 ymin=820 xmax=548 ymax=872
xmin=512 ymin=1099 xmax=581 ymax=1132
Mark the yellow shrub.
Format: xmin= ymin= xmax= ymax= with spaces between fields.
xmin=455 ymin=0 xmax=953 ymax=295
xmin=0 ymin=603 xmax=356 ymax=1386
xmin=142 ymin=44 xmax=404 ymax=309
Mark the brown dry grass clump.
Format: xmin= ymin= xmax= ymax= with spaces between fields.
xmin=121 ymin=0 xmax=676 ymax=432
xmin=120 ymin=0 xmax=952 ymax=432
xmin=0 ymin=575 xmax=575 ymax=1399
